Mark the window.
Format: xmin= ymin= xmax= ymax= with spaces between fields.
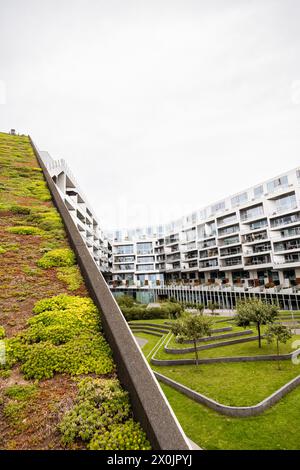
xmin=275 ymin=194 xmax=297 ymax=213
xmin=210 ymin=201 xmax=225 ymax=215
xmin=115 ymin=245 xmax=134 ymax=255
xmin=249 ymin=219 xmax=268 ymax=230
xmin=254 ymin=185 xmax=263 ymax=199
xmin=240 ymin=204 xmax=264 ymax=221
xmin=137 ymin=256 xmax=155 ymax=263
xmin=217 ymin=213 xmax=237 ymax=226
xmin=136 ymin=242 xmax=153 ymax=255
xmin=267 ymin=175 xmax=288 ymax=193
xmin=117 ymin=264 xmax=134 ymax=270
xmin=231 ymin=192 xmax=248 ymax=207
xmin=136 ymin=264 xmax=154 ymax=271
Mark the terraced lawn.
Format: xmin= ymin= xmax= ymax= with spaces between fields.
xmin=152 ymin=362 xmax=300 ymax=406
xmin=161 ymin=383 xmax=300 ymax=450
xmin=134 ymin=326 xmax=300 ymax=449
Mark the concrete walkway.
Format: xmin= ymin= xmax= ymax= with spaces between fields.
xmin=135 ymin=336 xmax=148 ymax=348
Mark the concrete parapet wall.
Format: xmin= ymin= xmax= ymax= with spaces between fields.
xmin=30 ymin=137 xmax=191 ymax=451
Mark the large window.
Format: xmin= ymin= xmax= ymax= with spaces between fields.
xmin=249 ymin=219 xmax=268 ymax=230
xmin=210 ymin=201 xmax=225 ymax=215
xmin=114 ymin=256 xmax=135 ymax=263
xmin=115 ymin=245 xmax=134 ymax=254
xmin=137 ymin=256 xmax=155 ymax=263
xmin=217 ymin=213 xmax=237 ymax=226
xmin=136 ymin=242 xmax=153 ymax=255
xmin=231 ymin=192 xmax=248 ymax=207
xmin=218 ymin=224 xmax=239 ymax=236
xmin=136 ymin=264 xmax=154 ymax=271
xmin=117 ymin=264 xmax=134 ymax=270
xmin=275 ymin=193 xmax=297 ymax=213
xmin=254 ymin=185 xmax=263 ymax=199
xmin=267 ymin=175 xmax=288 ymax=193
xmin=240 ymin=204 xmax=264 ymax=221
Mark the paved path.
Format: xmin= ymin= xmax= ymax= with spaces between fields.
xmin=135 ymin=336 xmax=148 ymax=348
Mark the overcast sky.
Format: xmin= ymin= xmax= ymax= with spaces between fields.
xmin=1 ymin=0 xmax=300 ymax=230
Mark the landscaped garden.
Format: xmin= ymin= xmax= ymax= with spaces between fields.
xmin=116 ymin=294 xmax=300 ymax=449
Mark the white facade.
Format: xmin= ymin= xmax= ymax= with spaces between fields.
xmin=110 ymin=167 xmax=300 ymax=289
xmin=39 ymin=152 xmax=112 ymax=276
xmin=39 ymin=150 xmax=300 ymax=290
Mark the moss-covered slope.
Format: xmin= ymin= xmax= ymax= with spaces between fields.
xmin=0 ymin=132 xmax=150 ymax=450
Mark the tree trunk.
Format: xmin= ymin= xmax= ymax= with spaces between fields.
xmin=257 ymin=322 xmax=261 ymax=348
xmin=194 ymin=340 xmax=199 ymax=366
xmin=277 ymin=339 xmax=281 ymax=370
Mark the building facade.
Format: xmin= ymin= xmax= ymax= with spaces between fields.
xmin=38 ymin=148 xmax=300 ymax=291
xmin=39 ymin=151 xmax=112 ymax=277
xmin=109 ymin=168 xmax=300 ymax=290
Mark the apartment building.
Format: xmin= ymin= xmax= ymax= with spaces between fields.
xmin=109 ymin=167 xmax=300 ymax=289
xmin=39 ymin=152 xmax=112 ymax=277
xmin=38 ymin=148 xmax=300 ymax=290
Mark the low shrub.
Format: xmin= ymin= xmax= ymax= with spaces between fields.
xmin=56 ymin=266 xmax=83 ymax=291
xmin=37 ymin=248 xmax=76 ymax=269
xmin=116 ymin=295 xmax=135 ymax=308
xmin=0 ymin=326 xmax=5 ymax=339
xmin=89 ymin=419 xmax=151 ymax=450
xmin=120 ymin=302 xmax=182 ymax=321
xmin=6 ymin=226 xmax=44 ymax=236
xmin=3 ymin=295 xmax=114 ymax=379
xmin=59 ymin=377 xmax=150 ymax=450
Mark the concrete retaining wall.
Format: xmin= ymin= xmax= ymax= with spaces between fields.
xmin=130 ymin=325 xmax=170 ymax=334
xmin=151 ymin=348 xmax=300 ymax=366
xmin=154 ymin=371 xmax=300 ymax=417
xmin=178 ymin=329 xmax=252 ymax=344
xmin=129 ymin=322 xmax=171 ymax=329
xmin=30 ymin=137 xmax=191 ymax=451
xmin=166 ymin=334 xmax=259 ymax=354
xmin=131 ymin=329 xmax=163 ymax=337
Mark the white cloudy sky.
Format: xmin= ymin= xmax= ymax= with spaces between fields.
xmin=0 ymin=0 xmax=300 ymax=230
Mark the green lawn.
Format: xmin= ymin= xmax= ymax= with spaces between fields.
xmin=152 ymin=361 xmax=300 ymax=406
xmin=154 ymin=333 xmax=300 ymax=360
xmin=130 ymin=318 xmax=173 ymax=325
xmin=135 ymin=322 xmax=300 ymax=450
xmin=160 ymin=383 xmax=300 ymax=450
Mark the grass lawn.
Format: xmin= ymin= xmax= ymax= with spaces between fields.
xmin=135 ymin=314 xmax=300 ymax=450
xmin=152 ymin=361 xmax=300 ymax=406
xmin=160 ymin=383 xmax=300 ymax=450
xmin=154 ymin=333 xmax=300 ymax=360
xmin=130 ymin=318 xmax=173 ymax=325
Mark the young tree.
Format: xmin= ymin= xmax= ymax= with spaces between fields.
xmin=235 ymin=298 xmax=279 ymax=348
xmin=207 ymin=301 xmax=219 ymax=315
xmin=265 ymin=323 xmax=292 ymax=370
xmin=171 ymin=314 xmax=213 ymax=365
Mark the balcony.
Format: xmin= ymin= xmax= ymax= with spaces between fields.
xmin=244 ymin=254 xmax=272 ymax=268
xmin=274 ymin=240 xmax=300 ymax=253
xmin=220 ymin=256 xmax=243 ymax=267
xmin=218 ymin=225 xmax=240 ymax=238
xmin=217 ymin=215 xmax=237 ymax=227
xmin=274 ymin=253 xmax=300 ymax=267
xmin=199 ymin=249 xmax=218 ymax=259
xmin=270 ymin=212 xmax=300 ymax=229
xmin=242 ymin=230 xmax=268 ymax=244
xmin=220 ymin=248 xmax=242 ymax=258
xmin=198 ymin=238 xmax=217 ymax=249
